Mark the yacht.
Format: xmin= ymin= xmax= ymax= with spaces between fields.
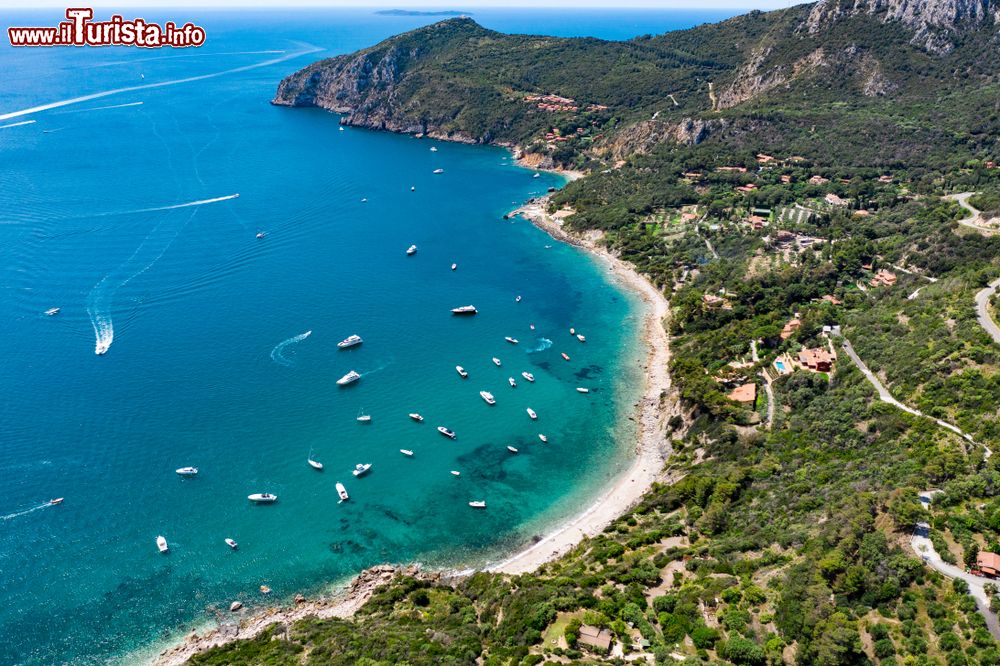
xmin=492 ymin=357 xmax=502 ymax=367
xmin=352 ymin=463 xmax=372 ymax=477
xmin=451 ymin=305 xmax=477 ymax=315
xmin=433 ymin=168 xmax=444 ymax=174
xmin=437 ymin=426 xmax=457 ymax=440
xmin=538 ymin=434 xmax=548 ymax=443
xmin=49 ymin=498 xmax=64 ymax=505
xmin=507 ymin=445 xmax=519 ymax=454
xmin=400 ymin=449 xmax=414 ymax=457
xmin=561 ymin=352 xmax=571 ymax=361
xmin=505 ymin=337 xmax=519 ymax=344
xmin=451 ymin=470 xmax=461 ymax=477
xmin=526 ymin=408 xmax=537 ymax=420
xmin=337 ymin=370 xmax=361 ymax=386
xmin=44 ymin=307 xmax=60 ymax=316
xmin=356 ymin=409 xmax=371 ymax=423
xmin=225 ymin=538 xmax=238 ymax=550
xmin=409 ymin=413 xmax=424 ymax=422
xmin=248 ymin=493 xmax=277 ymax=503
xmin=406 ymin=244 xmax=418 ymax=255
xmin=337 ymin=334 xmax=363 ymax=349
xmin=336 ymin=482 xmax=349 ymax=502
xmin=308 ymin=458 xmax=324 ymax=470
xmin=508 ymin=377 xmax=517 ymax=388
xmin=456 ymin=365 xmax=468 ymax=378
xmin=451 ymin=263 xmax=457 ymax=270
xmin=469 ymin=500 xmax=487 ymax=508
xmin=577 ymin=387 xmax=590 ymax=393
xmin=577 ymin=334 xmax=586 ymax=342
xmin=521 ymin=371 xmax=535 ymax=382
xmin=175 ymin=467 xmax=198 ymax=476
xmin=156 ymin=536 xmax=168 ymax=553
xmin=480 ymin=390 xmax=496 ymax=405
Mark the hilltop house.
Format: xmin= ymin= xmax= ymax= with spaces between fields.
xmin=977 ymin=552 xmax=1000 ymax=577
xmin=809 ymin=175 xmax=830 ymax=185
xmin=578 ymin=625 xmax=613 ymax=654
xmin=870 ymin=269 xmax=897 ymax=287
xmin=727 ymin=383 xmax=757 ymax=404
xmin=825 ymin=193 xmax=849 ymax=206
xmin=797 ymin=347 xmax=834 ymax=373
xmin=780 ymin=317 xmax=802 ymax=340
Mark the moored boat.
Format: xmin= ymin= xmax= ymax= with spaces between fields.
xmin=480 ymin=390 xmax=496 ymax=405
xmin=515 ymin=295 xmax=521 ymax=302
xmin=576 ymin=387 xmax=590 ymax=393
xmin=336 ymin=482 xmax=349 ymax=502
xmin=400 ymin=449 xmax=414 ymax=457
xmin=406 ymin=244 xmax=418 ymax=255
xmin=256 ymin=231 xmax=266 ymax=239
xmin=577 ymin=334 xmax=586 ymax=342
xmin=561 ymin=352 xmax=571 ymax=361
xmin=507 ymin=445 xmax=519 ymax=454
xmin=44 ymin=307 xmax=60 ymax=316
xmin=492 ymin=357 xmax=502 ymax=366
xmin=356 ymin=409 xmax=371 ymax=423
xmin=308 ymin=458 xmax=324 ymax=470
xmin=437 ymin=426 xmax=457 ymax=439
xmin=175 ymin=467 xmax=198 ymax=476
xmin=156 ymin=535 xmax=168 ymax=553
xmin=469 ymin=500 xmax=487 ymax=508
xmin=538 ymin=434 xmax=548 ymax=443
xmin=505 ymin=337 xmax=519 ymax=344
xmin=451 ymin=263 xmax=457 ymax=270
xmin=451 ymin=305 xmax=477 ymax=315
xmin=337 ymin=334 xmax=363 ymax=349
xmin=526 ymin=408 xmax=537 ymax=420
xmin=508 ymin=377 xmax=517 ymax=388
xmin=521 ymin=371 xmax=535 ymax=382
xmin=433 ymin=168 xmax=444 ymax=174
xmin=352 ymin=463 xmax=372 ymax=477
xmin=570 ymin=328 xmax=575 ymax=335
xmin=451 ymin=470 xmax=461 ymax=477
xmin=456 ymin=365 xmax=468 ymax=378
xmin=409 ymin=413 xmax=424 ymax=422
xmin=248 ymin=493 xmax=277 ymax=503
xmin=225 ymin=538 xmax=238 ymax=550
xmin=337 ymin=370 xmax=361 ymax=386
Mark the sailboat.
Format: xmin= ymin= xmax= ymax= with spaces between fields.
xmin=307 ymin=450 xmax=323 ymax=470
xmin=356 ymin=408 xmax=371 ymax=423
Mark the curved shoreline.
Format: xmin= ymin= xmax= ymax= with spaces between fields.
xmin=151 ymin=177 xmax=675 ymax=666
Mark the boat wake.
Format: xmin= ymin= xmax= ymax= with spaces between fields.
xmin=101 ymin=193 xmax=240 ymax=217
xmin=270 ymin=330 xmax=312 ymax=366
xmin=1 ymin=502 xmax=54 ymax=522
xmin=0 ymin=120 xmax=36 ymax=129
xmin=55 ymin=101 xmax=144 ymax=115
xmin=526 ymin=337 xmax=553 ymax=354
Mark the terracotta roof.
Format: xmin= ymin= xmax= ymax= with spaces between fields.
xmin=727 ymin=383 xmax=757 ymax=404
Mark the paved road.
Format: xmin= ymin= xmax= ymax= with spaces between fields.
xmin=912 ymin=522 xmax=1000 ymax=640
xmin=975 ymin=278 xmax=1000 ymax=345
xmin=947 ymin=192 xmax=998 ymax=234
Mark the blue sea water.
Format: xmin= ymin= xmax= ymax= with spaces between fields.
xmin=0 ymin=8 xmax=733 ymax=664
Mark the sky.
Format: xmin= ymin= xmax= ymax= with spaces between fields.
xmin=1 ymin=1 xmax=809 ymax=9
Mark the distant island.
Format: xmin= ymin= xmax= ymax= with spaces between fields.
xmin=374 ymin=9 xmax=470 ymax=16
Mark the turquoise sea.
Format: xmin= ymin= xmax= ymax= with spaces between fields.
xmin=0 ymin=8 xmax=735 ymax=664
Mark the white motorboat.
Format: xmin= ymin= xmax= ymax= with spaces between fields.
xmin=480 ymin=390 xmax=496 ymax=405
xmin=456 ymin=365 xmax=468 ymax=378
xmin=430 ymin=146 xmax=438 ymax=152
xmin=339 ymin=126 xmax=345 ymax=131
xmin=507 ymin=446 xmax=519 ymax=454
xmin=49 ymin=498 xmax=64 ymax=505
xmin=361 ymin=198 xmax=367 ymax=202
xmin=411 ymin=186 xmax=416 ymax=191
xmin=256 ymin=231 xmax=266 ymax=239
xmin=526 ymin=408 xmax=537 ymax=420
xmin=409 ymin=413 xmax=424 ymax=422
xmin=44 ymin=307 xmax=60 ymax=316
xmin=505 ymin=337 xmax=519 ymax=344
xmin=437 ymin=426 xmax=457 ymax=439
xmin=576 ymin=387 xmax=590 ymax=393
xmin=400 ymin=449 xmax=414 ymax=457
xmin=175 ymin=467 xmax=198 ymax=476
xmin=538 ymin=434 xmax=548 ymax=443
xmin=521 ymin=372 xmax=535 ymax=382
xmin=561 ymin=352 xmax=571 ymax=361
xmin=406 ymin=244 xmax=418 ymax=255
xmin=451 ymin=305 xmax=477 ymax=315
xmin=337 ymin=370 xmax=361 ymax=386
xmin=469 ymin=500 xmax=487 ymax=508
xmin=529 ymin=324 xmax=535 ymax=330
xmin=533 ymin=173 xmax=540 ymax=178
xmin=492 ymin=357 xmax=502 ymax=367
xmin=352 ymin=463 xmax=372 ymax=477
xmin=508 ymin=377 xmax=517 ymax=388
xmin=570 ymin=328 xmax=575 ymax=335
xmin=336 ymin=482 xmax=349 ymax=502
xmin=451 ymin=263 xmax=457 ymax=270
xmin=515 ymin=296 xmax=522 ymax=302
xmin=433 ymin=168 xmax=444 ymax=174
xmin=248 ymin=493 xmax=277 ymax=503
xmin=308 ymin=458 xmax=324 ymax=470
xmin=337 ymin=334 xmax=363 ymax=349
xmin=356 ymin=408 xmax=371 ymax=423
xmin=577 ymin=334 xmax=586 ymax=342
xmin=451 ymin=470 xmax=461 ymax=477
xmin=156 ymin=535 xmax=168 ymax=553
xmin=225 ymin=538 xmax=238 ymax=550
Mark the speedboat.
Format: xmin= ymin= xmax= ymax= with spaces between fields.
xmin=451 ymin=263 xmax=457 ymax=270
xmin=336 ymin=482 xmax=349 ymax=502
xmin=507 ymin=445 xmax=519 ymax=454
xmin=529 ymin=324 xmax=535 ymax=330
xmin=533 ymin=173 xmax=540 ymax=178
xmin=352 ymin=463 xmax=372 ymax=477
xmin=505 ymin=337 xmax=519 ymax=344
xmin=577 ymin=387 xmax=590 ymax=393
xmin=577 ymin=334 xmax=586 ymax=342
xmin=409 ymin=413 xmax=424 ymax=422
xmin=156 ymin=535 xmax=168 ymax=553
xmin=570 ymin=328 xmax=575 ymax=335
xmin=337 ymin=334 xmax=363 ymax=349
xmin=175 ymin=467 xmax=198 ymax=476
xmin=400 ymin=449 xmax=414 ymax=457
xmin=308 ymin=458 xmax=324 ymax=470
xmin=451 ymin=470 xmax=461 ymax=477
xmin=406 ymin=244 xmax=418 ymax=255
xmin=44 ymin=307 xmax=60 ymax=316
xmin=480 ymin=390 xmax=496 ymax=405
xmin=430 ymin=146 xmax=438 ymax=152
xmin=561 ymin=353 xmax=571 ymax=361
xmin=515 ymin=296 xmax=522 ymax=302
xmin=337 ymin=370 xmax=361 ymax=386
xmin=339 ymin=126 xmax=345 ymax=131
xmin=526 ymin=408 xmax=537 ymax=420
xmin=433 ymin=168 xmax=444 ymax=174
xmin=225 ymin=538 xmax=238 ymax=550
xmin=508 ymin=377 xmax=517 ymax=388
xmin=48 ymin=498 xmax=63 ymax=505
xmin=451 ymin=305 xmax=477 ymax=315
xmin=456 ymin=365 xmax=468 ymax=378
xmin=469 ymin=500 xmax=487 ymax=508
xmin=256 ymin=231 xmax=266 ymax=239
xmin=521 ymin=371 xmax=535 ymax=382
xmin=492 ymin=357 xmax=502 ymax=366
xmin=538 ymin=434 xmax=548 ymax=443
xmin=248 ymin=493 xmax=277 ymax=503
xmin=437 ymin=426 xmax=457 ymax=439
xmin=356 ymin=409 xmax=371 ymax=423
xmin=361 ymin=198 xmax=367 ymax=202
xmin=411 ymin=186 xmax=416 ymax=192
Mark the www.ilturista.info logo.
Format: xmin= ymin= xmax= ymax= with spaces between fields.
xmin=7 ymin=8 xmax=206 ymax=48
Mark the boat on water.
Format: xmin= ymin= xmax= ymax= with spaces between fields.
xmin=337 ymin=370 xmax=361 ymax=386
xmin=336 ymin=482 xmax=349 ymax=502
xmin=451 ymin=305 xmax=477 ymax=315
xmin=529 ymin=324 xmax=535 ymax=330
xmin=406 ymin=244 xmax=418 ymax=255
xmin=533 ymin=173 xmax=540 ymax=178
xmin=480 ymin=390 xmax=496 ymax=405
xmin=156 ymin=536 xmax=168 ymax=553
xmin=521 ymin=371 xmax=535 ymax=382
xmin=430 ymin=146 xmax=438 ymax=152
xmin=437 ymin=426 xmax=457 ymax=439
xmin=409 ymin=413 xmax=424 ymax=422
xmin=49 ymin=498 xmax=63 ymax=505
xmin=260 ymin=585 xmax=272 ymax=594
xmin=577 ymin=334 xmax=586 ymax=342
xmin=456 ymin=365 xmax=468 ymax=378
xmin=515 ymin=296 xmax=522 ymax=302
xmin=337 ymin=334 xmax=363 ymax=349
xmin=339 ymin=126 xmax=345 ymax=131
xmin=308 ymin=458 xmax=324 ymax=470
xmin=538 ymin=434 xmax=548 ymax=443
xmin=44 ymin=307 xmax=60 ymax=316
xmin=361 ymin=198 xmax=367 ymax=202
xmin=492 ymin=357 xmax=502 ymax=366
xmin=469 ymin=500 xmax=487 ymax=508
xmin=433 ymin=168 xmax=444 ymax=174
xmin=561 ymin=352 xmax=571 ymax=361
xmin=175 ymin=467 xmax=198 ymax=476
xmin=505 ymin=337 xmax=519 ymax=344
xmin=400 ymin=449 xmax=414 ymax=457
xmin=356 ymin=409 xmax=371 ymax=423
xmin=576 ymin=387 xmax=591 ymax=394
xmin=451 ymin=470 xmax=461 ymax=477
xmin=509 ymin=377 xmax=517 ymax=388
xmin=451 ymin=263 xmax=457 ymax=270
xmin=352 ymin=463 xmax=372 ymax=477
xmin=527 ymin=408 xmax=537 ymax=420
xmin=570 ymin=328 xmax=576 ymax=335
xmin=248 ymin=493 xmax=277 ymax=503
xmin=225 ymin=538 xmax=238 ymax=550
xmin=256 ymin=231 xmax=266 ymax=239
xmin=507 ymin=445 xmax=519 ymax=454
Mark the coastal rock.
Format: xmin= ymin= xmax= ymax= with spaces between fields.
xmin=598 ymin=118 xmax=726 ymax=159
xmin=715 ymin=47 xmax=828 ymax=110
xmin=294 ymin=594 xmax=306 ymax=604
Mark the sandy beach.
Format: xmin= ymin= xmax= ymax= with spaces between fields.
xmin=152 ymin=193 xmax=676 ymax=666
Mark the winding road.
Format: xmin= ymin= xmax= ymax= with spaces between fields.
xmin=947 ymin=192 xmax=998 ymax=234
xmin=975 ymin=278 xmax=1000 ymax=346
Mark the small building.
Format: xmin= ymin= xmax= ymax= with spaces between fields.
xmin=821 ymin=294 xmax=842 ymax=306
xmin=825 ymin=192 xmax=849 ymax=206
xmin=780 ymin=174 xmax=793 ymax=184
xmin=756 ymin=153 xmax=776 ymax=164
xmin=798 ymin=347 xmax=834 ymax=373
xmin=681 ymin=212 xmax=699 ymax=223
xmin=703 ymin=294 xmax=725 ymax=308
xmin=978 ymin=552 xmax=1000 ymax=577
xmin=809 ymin=175 xmax=830 ymax=185
xmin=870 ymin=269 xmax=897 ymax=287
xmin=578 ymin=625 xmax=613 ymax=654
xmin=780 ymin=318 xmax=802 ymax=340
xmin=727 ymin=383 xmax=757 ymax=404
xmin=736 ymin=183 xmax=758 ymax=193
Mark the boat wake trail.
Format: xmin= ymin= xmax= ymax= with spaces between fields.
xmin=0 ymin=120 xmax=36 ymax=129
xmin=105 ymin=193 xmax=240 ymax=216
xmin=270 ymin=330 xmax=312 ymax=366
xmin=526 ymin=337 xmax=553 ymax=354
xmin=1 ymin=502 xmax=53 ymax=522
xmin=55 ymin=101 xmax=144 ymax=115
